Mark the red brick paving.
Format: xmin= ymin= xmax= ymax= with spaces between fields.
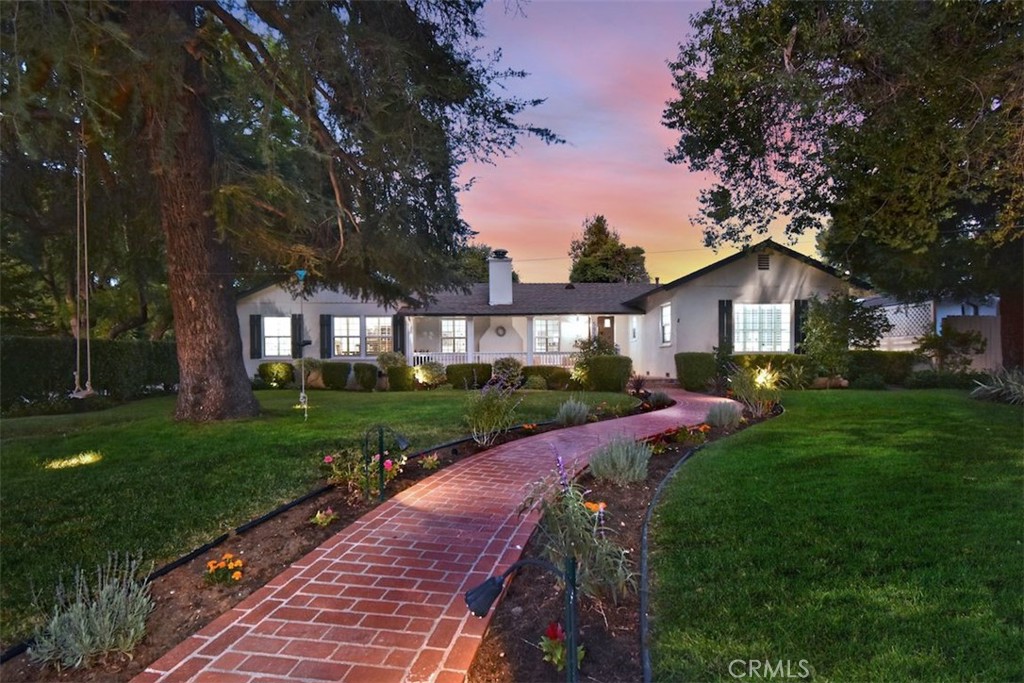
xmin=136 ymin=389 xmax=725 ymax=682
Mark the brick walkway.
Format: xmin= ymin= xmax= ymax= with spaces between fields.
xmin=135 ymin=389 xmax=726 ymax=683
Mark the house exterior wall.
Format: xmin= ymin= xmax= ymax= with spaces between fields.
xmin=236 ymin=287 xmax=396 ymax=378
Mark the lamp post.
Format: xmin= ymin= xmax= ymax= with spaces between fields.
xmin=465 ymin=556 xmax=579 ymax=683
xmin=295 ymin=269 xmax=309 ymax=421
xmin=361 ymin=425 xmax=410 ymax=502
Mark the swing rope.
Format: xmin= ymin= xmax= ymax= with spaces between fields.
xmin=72 ymin=138 xmax=94 ymax=398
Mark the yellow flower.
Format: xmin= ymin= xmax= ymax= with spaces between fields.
xmin=231 ymin=571 xmax=242 ymax=581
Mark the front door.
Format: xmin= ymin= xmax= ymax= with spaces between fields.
xmin=597 ymin=316 xmax=614 ymax=346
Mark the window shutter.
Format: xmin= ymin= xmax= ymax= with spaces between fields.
xmin=319 ymin=315 xmax=332 ymax=359
xmin=392 ymin=316 xmax=405 ymax=354
xmin=291 ymin=314 xmax=304 ymax=359
xmin=718 ymin=300 xmax=733 ymax=350
xmin=793 ymin=299 xmax=809 ymax=353
xmin=249 ymin=315 xmax=262 ymax=359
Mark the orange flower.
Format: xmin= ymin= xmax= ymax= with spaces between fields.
xmin=206 ymin=560 xmax=217 ymax=570
xmin=584 ymin=501 xmax=607 ymax=513
xmin=231 ymin=571 xmax=242 ymax=581
xmin=222 ymin=553 xmax=234 ymax=560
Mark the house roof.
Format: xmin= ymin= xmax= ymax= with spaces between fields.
xmin=396 ymin=282 xmax=655 ymax=317
xmin=622 ymin=239 xmax=871 ymax=309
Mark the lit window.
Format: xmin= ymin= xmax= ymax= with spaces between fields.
xmin=333 ymin=316 xmax=361 ymax=356
xmin=733 ymin=303 xmax=791 ymax=352
xmin=660 ymin=304 xmax=672 ymax=344
xmin=534 ymin=318 xmax=560 ymax=352
xmin=263 ymin=316 xmax=291 ymax=357
xmin=366 ymin=316 xmax=393 ymax=355
xmin=441 ymin=318 xmax=467 ymax=353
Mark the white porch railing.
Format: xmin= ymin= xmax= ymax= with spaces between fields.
xmin=410 ymin=351 xmax=573 ymax=368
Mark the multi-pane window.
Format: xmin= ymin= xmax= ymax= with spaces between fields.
xmin=263 ymin=316 xmax=291 ymax=357
xmin=366 ymin=316 xmax=393 ymax=355
xmin=734 ymin=303 xmax=791 ymax=352
xmin=534 ymin=318 xmax=560 ymax=352
xmin=333 ymin=316 xmax=361 ymax=356
xmin=660 ymin=304 xmax=672 ymax=344
xmin=441 ymin=318 xmax=467 ymax=353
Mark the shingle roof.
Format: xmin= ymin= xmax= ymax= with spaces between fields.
xmin=396 ymin=282 xmax=656 ymax=316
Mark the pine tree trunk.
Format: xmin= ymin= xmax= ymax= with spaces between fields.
xmin=130 ymin=1 xmax=259 ymax=421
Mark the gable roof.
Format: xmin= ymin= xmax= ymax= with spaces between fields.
xmin=623 ymin=239 xmax=870 ymax=309
xmin=396 ymin=282 xmax=654 ymax=317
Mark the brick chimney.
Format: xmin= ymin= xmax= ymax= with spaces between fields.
xmin=488 ymin=249 xmax=513 ymax=305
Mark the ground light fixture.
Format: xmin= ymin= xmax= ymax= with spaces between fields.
xmin=362 ymin=425 xmax=411 ymax=502
xmin=465 ymin=556 xmax=580 ymax=683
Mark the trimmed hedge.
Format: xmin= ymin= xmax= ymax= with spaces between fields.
xmin=588 ymin=355 xmax=632 ymax=392
xmin=387 ymin=366 xmax=415 ymax=391
xmin=847 ymin=350 xmax=918 ymax=385
xmin=321 ymin=362 xmax=352 ymax=390
xmin=674 ymin=352 xmax=716 ymax=392
xmin=0 ymin=336 xmax=179 ymax=408
xmin=352 ymin=362 xmax=378 ymax=391
xmin=523 ymin=365 xmax=572 ymax=390
xmin=258 ymin=362 xmax=294 ymax=388
xmin=445 ymin=363 xmax=492 ymax=390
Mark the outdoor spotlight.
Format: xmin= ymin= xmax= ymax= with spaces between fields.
xmin=395 ymin=432 xmax=411 ymax=451
xmin=464 ymin=576 xmax=506 ymax=617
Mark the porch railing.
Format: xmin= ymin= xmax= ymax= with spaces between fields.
xmin=410 ymin=351 xmax=573 ymax=368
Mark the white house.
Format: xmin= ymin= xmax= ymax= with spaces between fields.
xmin=236 ymin=240 xmax=866 ymax=380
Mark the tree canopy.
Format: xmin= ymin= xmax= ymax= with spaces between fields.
xmin=458 ymin=243 xmax=520 ymax=283
xmin=568 ymin=215 xmax=650 ymax=283
xmin=2 ymin=1 xmax=555 ymax=419
xmin=664 ymin=0 xmax=1022 ymax=366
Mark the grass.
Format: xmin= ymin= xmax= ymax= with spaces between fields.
xmin=0 ymin=388 xmax=634 ymax=644
xmin=650 ymin=390 xmax=1024 ymax=682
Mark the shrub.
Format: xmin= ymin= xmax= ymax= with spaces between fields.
xmin=916 ymin=327 xmax=986 ymax=374
xmin=293 ymin=358 xmax=324 ymax=388
xmin=465 ymin=384 xmax=522 ymax=446
xmin=675 ymin=352 xmax=716 ymax=392
xmin=257 ymin=362 xmax=294 ymax=388
xmin=570 ymin=336 xmax=617 ymax=389
xmin=321 ymin=362 xmax=352 ymax=390
xmin=847 ymin=350 xmax=917 ymax=386
xmin=849 ymin=373 xmax=887 ymax=390
xmin=446 ymin=363 xmax=492 ymax=390
xmin=587 ymin=355 xmax=632 ymax=392
xmin=588 ymin=437 xmax=652 ymax=485
xmin=491 ymin=356 xmax=525 ymax=389
xmin=375 ymin=352 xmax=407 ymax=371
xmin=29 ymin=552 xmax=154 ymax=670
xmin=648 ymin=391 xmax=672 ymax=408
xmin=523 ymin=375 xmax=548 ymax=390
xmin=802 ymin=291 xmax=893 ymax=378
xmin=906 ymin=370 xmax=987 ymax=390
xmin=777 ymin=356 xmax=815 ymax=389
xmin=970 ymin=368 xmax=1024 ymax=405
xmin=524 ymin=365 xmax=571 ymax=390
xmin=705 ymin=401 xmax=743 ymax=430
xmin=555 ymin=398 xmax=591 ymax=426
xmin=352 ymin=362 xmax=378 ymax=391
xmin=413 ymin=361 xmax=446 ymax=389
xmin=387 ymin=365 xmax=415 ymax=391
xmin=729 ymin=363 xmax=782 ymax=418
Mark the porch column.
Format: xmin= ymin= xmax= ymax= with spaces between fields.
xmin=405 ymin=318 xmax=414 ymax=365
xmin=466 ymin=318 xmax=476 ymax=363
xmin=526 ymin=316 xmax=534 ymax=365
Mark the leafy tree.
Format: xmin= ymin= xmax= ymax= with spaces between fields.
xmin=568 ymin=215 xmax=650 ymax=283
xmin=801 ymin=291 xmax=893 ymax=379
xmin=458 ymin=243 xmax=520 ymax=283
xmin=663 ymin=0 xmax=1022 ymax=368
xmin=3 ymin=1 xmax=554 ymax=420
xmin=916 ymin=327 xmax=987 ymax=375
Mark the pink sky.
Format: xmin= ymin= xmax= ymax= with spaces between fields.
xmin=458 ymin=0 xmax=818 ymax=283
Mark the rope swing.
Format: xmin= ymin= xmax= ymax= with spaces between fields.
xmin=71 ymin=140 xmax=95 ymax=399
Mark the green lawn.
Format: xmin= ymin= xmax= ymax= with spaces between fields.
xmin=650 ymin=390 xmax=1023 ymax=682
xmin=0 ymin=388 xmax=634 ymax=644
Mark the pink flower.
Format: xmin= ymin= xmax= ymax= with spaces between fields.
xmin=384 ymin=459 xmax=394 ymax=471
xmin=323 ymin=455 xmax=334 ymax=464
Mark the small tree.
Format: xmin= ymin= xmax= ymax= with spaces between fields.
xmin=802 ymin=292 xmax=893 ymax=379
xmin=569 ymin=336 xmax=617 ymax=389
xmin=916 ymin=326 xmax=986 ymax=374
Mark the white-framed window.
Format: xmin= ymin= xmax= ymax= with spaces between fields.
xmin=263 ymin=316 xmax=291 ymax=357
xmin=734 ymin=303 xmax=791 ymax=352
xmin=441 ymin=318 xmax=467 ymax=353
xmin=660 ymin=304 xmax=672 ymax=344
xmin=534 ymin=318 xmax=560 ymax=352
xmin=333 ymin=316 xmax=361 ymax=356
xmin=366 ymin=316 xmax=393 ymax=355
xmin=630 ymin=316 xmax=638 ymax=342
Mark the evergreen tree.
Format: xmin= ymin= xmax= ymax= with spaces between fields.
xmin=568 ymin=215 xmax=650 ymax=283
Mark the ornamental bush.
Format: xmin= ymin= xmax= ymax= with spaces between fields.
xmin=257 ymin=362 xmax=294 ymax=388
xmin=705 ymin=401 xmax=743 ymax=430
xmin=387 ymin=365 xmax=415 ymax=391
xmin=674 ymin=352 xmax=716 ymax=392
xmin=524 ymin=365 xmax=571 ymax=390
xmin=491 ymin=356 xmax=525 ymax=389
xmin=320 ymin=362 xmax=351 ymax=390
xmin=352 ymin=362 xmax=378 ymax=391
xmin=587 ymin=355 xmax=632 ymax=392
xmin=847 ymin=350 xmax=917 ymax=386
xmin=970 ymin=367 xmax=1024 ymax=405
xmin=446 ymin=363 xmax=492 ymax=390
xmin=465 ymin=384 xmax=522 ymax=446
xmin=523 ymin=375 xmax=548 ymax=390
xmin=588 ymin=437 xmax=652 ymax=485
xmin=413 ymin=361 xmax=446 ymax=389
xmin=555 ymin=398 xmax=590 ymax=426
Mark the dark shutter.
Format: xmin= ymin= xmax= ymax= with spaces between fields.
xmin=291 ymin=314 xmax=304 ymax=359
xmin=249 ymin=315 xmax=262 ymax=359
xmin=319 ymin=314 xmax=332 ymax=359
xmin=718 ymin=300 xmax=733 ymax=349
xmin=392 ymin=316 xmax=405 ymax=354
xmin=793 ymin=299 xmax=809 ymax=353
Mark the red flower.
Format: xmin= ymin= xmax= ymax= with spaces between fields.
xmin=545 ymin=621 xmax=565 ymax=642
